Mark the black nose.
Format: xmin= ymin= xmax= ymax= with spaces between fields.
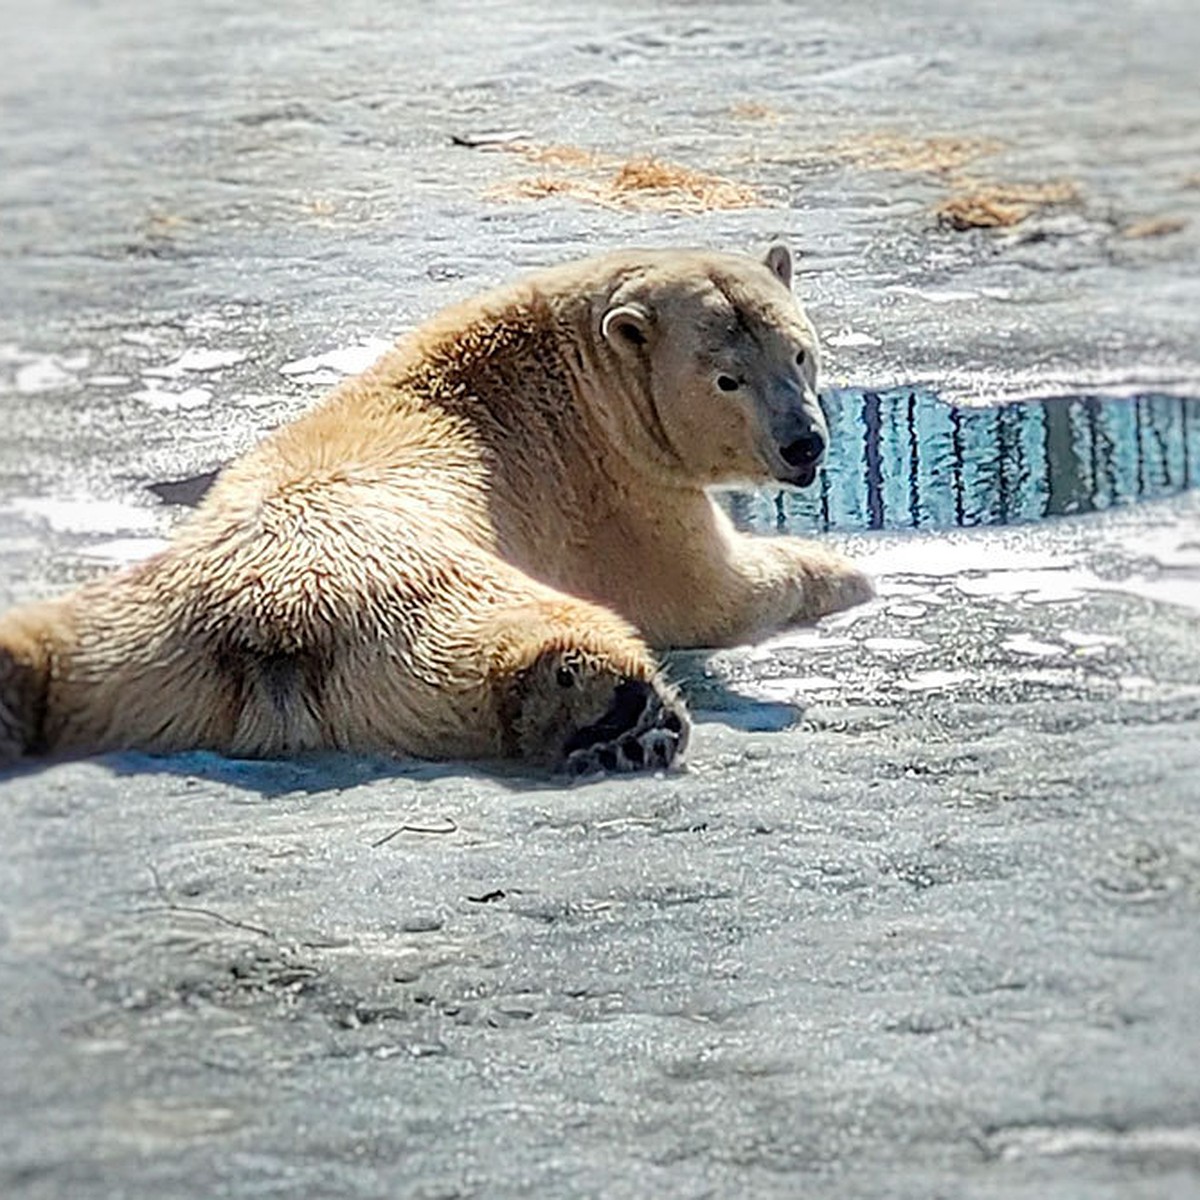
xmin=780 ymin=430 xmax=825 ymax=468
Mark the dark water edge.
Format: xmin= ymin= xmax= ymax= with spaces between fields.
xmin=724 ymin=390 xmax=1200 ymax=535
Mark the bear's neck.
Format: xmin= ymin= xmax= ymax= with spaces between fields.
xmin=322 ymin=287 xmax=714 ymax=611
xmin=412 ymin=303 xmax=583 ymax=461
xmin=396 ymin=293 xmax=683 ymax=496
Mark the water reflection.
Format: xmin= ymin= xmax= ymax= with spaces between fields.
xmin=724 ymin=390 xmax=1200 ymax=534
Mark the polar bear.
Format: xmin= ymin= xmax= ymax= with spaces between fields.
xmin=0 ymin=244 xmax=872 ymax=774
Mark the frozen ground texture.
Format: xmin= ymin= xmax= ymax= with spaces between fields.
xmin=1 ymin=1 xmax=1199 ymax=1197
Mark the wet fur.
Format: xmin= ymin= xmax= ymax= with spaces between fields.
xmin=0 ymin=246 xmax=871 ymax=769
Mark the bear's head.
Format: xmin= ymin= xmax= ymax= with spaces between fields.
xmin=596 ymin=244 xmax=828 ymax=488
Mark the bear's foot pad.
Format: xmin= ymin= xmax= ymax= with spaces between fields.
xmin=560 ymin=677 xmax=689 ymax=777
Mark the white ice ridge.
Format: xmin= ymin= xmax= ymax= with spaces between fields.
xmin=0 ymin=347 xmax=90 ymax=394
xmin=1000 ymin=635 xmax=1065 ymax=658
xmin=79 ymin=537 xmax=171 ymax=565
xmin=279 ymin=339 xmax=393 ymax=384
xmin=5 ymin=497 xmax=162 ymax=535
xmin=131 ymin=385 xmax=213 ymax=411
xmin=825 ymin=329 xmax=881 ymax=349
xmin=142 ymin=348 xmax=247 ymax=379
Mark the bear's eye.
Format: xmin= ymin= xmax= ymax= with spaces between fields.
xmin=795 ymin=349 xmax=806 ymax=366
xmin=716 ymin=375 xmax=740 ymax=392
xmin=556 ymin=665 xmax=576 ymax=688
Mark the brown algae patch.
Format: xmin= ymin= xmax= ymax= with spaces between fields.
xmin=833 ymin=132 xmax=1003 ymax=175
xmin=935 ymin=180 xmax=1081 ymax=229
xmin=607 ymin=158 xmax=760 ymax=210
xmin=771 ymin=130 xmax=1081 ymax=231
xmin=1119 ymin=215 xmax=1189 ymax=239
xmin=730 ymin=100 xmax=782 ymax=122
xmin=486 ymin=143 xmax=764 ymax=212
xmin=503 ymin=143 xmax=606 ymax=170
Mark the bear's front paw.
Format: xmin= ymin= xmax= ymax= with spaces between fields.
xmin=775 ymin=541 xmax=876 ymax=624
xmin=560 ymin=676 xmax=690 ymax=778
xmin=832 ymin=562 xmax=876 ymax=611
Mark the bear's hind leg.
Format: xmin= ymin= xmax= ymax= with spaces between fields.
xmin=480 ymin=598 xmax=690 ymax=774
xmin=0 ymin=604 xmax=55 ymax=762
xmin=0 ymin=580 xmax=243 ymax=764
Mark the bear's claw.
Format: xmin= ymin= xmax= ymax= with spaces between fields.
xmin=560 ymin=677 xmax=690 ymax=777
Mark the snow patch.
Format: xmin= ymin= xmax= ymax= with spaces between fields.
xmin=131 ymin=385 xmax=213 ymax=411
xmin=952 ymin=568 xmax=1096 ymax=603
xmin=1061 ymin=631 xmax=1124 ymax=649
xmin=7 ymin=497 xmax=162 ymax=535
xmin=826 ymin=329 xmax=881 ymax=349
xmin=78 ymin=537 xmax=170 ymax=565
xmin=279 ymin=339 xmax=392 ymax=384
xmin=142 ymin=348 xmax=247 ymax=379
xmin=5 ymin=350 xmax=89 ymax=394
xmin=897 ymin=669 xmax=971 ymax=692
xmin=751 ymin=676 xmax=844 ymax=702
xmin=1000 ymin=635 xmax=1065 ymax=658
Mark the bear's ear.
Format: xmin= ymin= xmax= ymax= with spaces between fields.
xmin=601 ymin=303 xmax=652 ymax=351
xmin=764 ymin=243 xmax=793 ymax=291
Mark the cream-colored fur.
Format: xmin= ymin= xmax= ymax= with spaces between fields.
xmin=0 ymin=245 xmax=872 ymax=771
